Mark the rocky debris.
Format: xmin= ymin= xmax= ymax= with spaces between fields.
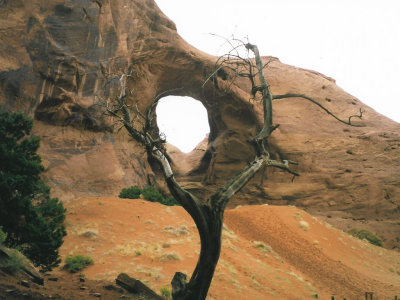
xmin=48 ymin=277 xmax=58 ymax=281
xmin=91 ymin=292 xmax=101 ymax=297
xmin=0 ymin=270 xmax=146 ymax=300
xmin=116 ymin=273 xmax=163 ymax=299
xmin=18 ymin=280 xmax=29 ymax=288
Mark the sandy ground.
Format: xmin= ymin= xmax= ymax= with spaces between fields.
xmin=49 ymin=197 xmax=400 ymax=299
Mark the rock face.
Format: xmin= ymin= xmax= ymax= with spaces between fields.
xmin=1 ymin=0 xmax=399 ymax=249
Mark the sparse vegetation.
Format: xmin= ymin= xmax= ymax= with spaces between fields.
xmin=299 ymin=220 xmax=310 ymax=231
xmin=347 ymin=228 xmax=384 ymax=247
xmin=253 ymin=241 xmax=269 ymax=253
xmin=64 ymin=255 xmax=94 ymax=273
xmin=118 ymin=185 xmax=179 ymax=206
xmin=0 ymin=250 xmax=24 ymax=274
xmin=163 ymin=225 xmax=189 ymax=236
xmin=159 ymin=252 xmax=182 ymax=262
xmin=160 ymin=286 xmax=171 ymax=298
xmin=0 ymin=227 xmax=7 ymax=244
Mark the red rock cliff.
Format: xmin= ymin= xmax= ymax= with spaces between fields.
xmin=1 ymin=0 xmax=399 ymax=249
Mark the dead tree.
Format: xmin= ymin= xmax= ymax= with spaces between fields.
xmin=101 ymin=39 xmax=363 ymax=300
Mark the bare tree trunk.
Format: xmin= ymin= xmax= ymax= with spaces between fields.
xmin=101 ymin=39 xmax=363 ymax=300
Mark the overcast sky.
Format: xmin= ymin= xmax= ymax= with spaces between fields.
xmin=155 ymin=0 xmax=400 ymax=152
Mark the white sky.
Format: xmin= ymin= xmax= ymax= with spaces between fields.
xmin=155 ymin=0 xmax=400 ymax=152
xmin=156 ymin=96 xmax=209 ymax=152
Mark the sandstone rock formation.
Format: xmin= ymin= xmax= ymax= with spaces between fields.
xmin=1 ymin=0 xmax=399 ymax=249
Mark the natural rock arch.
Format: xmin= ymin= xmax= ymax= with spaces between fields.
xmin=0 ymin=0 xmax=399 ymax=250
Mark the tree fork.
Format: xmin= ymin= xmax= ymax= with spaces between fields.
xmin=101 ymin=38 xmax=363 ymax=299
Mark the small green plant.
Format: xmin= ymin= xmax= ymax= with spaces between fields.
xmin=0 ymin=227 xmax=7 ymax=244
xmin=160 ymin=286 xmax=171 ymax=298
xmin=0 ymin=251 xmax=25 ymax=274
xmin=347 ymin=228 xmax=384 ymax=247
xmin=119 ymin=186 xmax=142 ymax=199
xmin=159 ymin=252 xmax=182 ymax=262
xmin=64 ymin=255 xmax=94 ymax=273
xmin=160 ymin=196 xmax=179 ymax=206
xmin=0 ymin=250 xmax=25 ymax=274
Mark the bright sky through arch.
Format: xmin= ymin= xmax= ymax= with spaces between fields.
xmin=155 ymin=0 xmax=400 ymax=128
xmin=156 ymin=96 xmax=210 ymax=153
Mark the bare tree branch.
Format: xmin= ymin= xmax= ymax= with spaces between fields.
xmin=273 ymin=93 xmax=365 ymax=126
xmin=103 ymin=34 xmax=365 ymax=299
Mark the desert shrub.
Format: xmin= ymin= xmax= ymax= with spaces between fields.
xmin=160 ymin=286 xmax=171 ymax=298
xmin=119 ymin=185 xmax=179 ymax=206
xmin=0 ymin=227 xmax=7 ymax=244
xmin=0 ymin=251 xmax=24 ymax=274
xmin=347 ymin=228 xmax=384 ymax=247
xmin=161 ymin=196 xmax=179 ymax=206
xmin=142 ymin=186 xmax=164 ymax=203
xmin=118 ymin=186 xmax=142 ymax=199
xmin=159 ymin=252 xmax=182 ymax=262
xmin=64 ymin=255 xmax=94 ymax=273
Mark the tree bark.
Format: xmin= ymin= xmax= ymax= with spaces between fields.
xmin=103 ymin=39 xmax=361 ymax=300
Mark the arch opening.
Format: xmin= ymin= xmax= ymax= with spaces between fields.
xmin=156 ymin=96 xmax=210 ymax=153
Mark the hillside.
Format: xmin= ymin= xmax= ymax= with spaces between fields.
xmin=53 ymin=197 xmax=400 ymax=299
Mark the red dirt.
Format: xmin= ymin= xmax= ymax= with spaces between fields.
xmin=53 ymin=197 xmax=400 ymax=299
xmin=3 ymin=197 xmax=398 ymax=299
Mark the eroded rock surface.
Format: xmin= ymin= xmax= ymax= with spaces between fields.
xmin=1 ymin=0 xmax=399 ymax=249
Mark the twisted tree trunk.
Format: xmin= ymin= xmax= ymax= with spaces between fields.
xmin=103 ymin=40 xmax=362 ymax=300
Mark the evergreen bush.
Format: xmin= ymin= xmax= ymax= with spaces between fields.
xmin=118 ymin=185 xmax=179 ymax=206
xmin=142 ymin=186 xmax=164 ymax=203
xmin=0 ymin=107 xmax=66 ymax=271
xmin=118 ymin=185 xmax=142 ymax=199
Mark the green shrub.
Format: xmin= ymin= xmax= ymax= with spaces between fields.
xmin=0 ymin=251 xmax=24 ymax=274
xmin=64 ymin=255 xmax=94 ymax=273
xmin=118 ymin=186 xmax=179 ymax=206
xmin=160 ymin=286 xmax=171 ymax=298
xmin=142 ymin=186 xmax=164 ymax=203
xmin=161 ymin=196 xmax=179 ymax=206
xmin=118 ymin=186 xmax=142 ymax=199
xmin=347 ymin=229 xmax=384 ymax=247
xmin=0 ymin=227 xmax=7 ymax=244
